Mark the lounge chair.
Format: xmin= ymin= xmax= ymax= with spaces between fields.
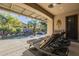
xmin=27 ymin=32 xmax=71 ymax=56
xmin=27 ymin=35 xmax=50 ymax=48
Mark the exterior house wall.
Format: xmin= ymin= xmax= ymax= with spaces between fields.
xmin=54 ymin=10 xmax=79 ymax=40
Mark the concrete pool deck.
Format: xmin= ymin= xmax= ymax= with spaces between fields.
xmin=0 ymin=35 xmax=47 ymax=56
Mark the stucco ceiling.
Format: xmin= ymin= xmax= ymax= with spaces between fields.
xmin=38 ymin=3 xmax=79 ymax=15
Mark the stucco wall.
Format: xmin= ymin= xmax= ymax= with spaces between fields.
xmin=54 ymin=11 xmax=79 ymax=40
xmin=47 ymin=18 xmax=53 ymax=36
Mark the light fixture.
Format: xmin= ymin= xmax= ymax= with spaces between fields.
xmin=48 ymin=3 xmax=61 ymax=8
xmin=48 ymin=3 xmax=53 ymax=8
xmin=53 ymin=3 xmax=57 ymax=6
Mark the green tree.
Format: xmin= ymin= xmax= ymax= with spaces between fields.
xmin=39 ymin=21 xmax=47 ymax=33
xmin=0 ymin=14 xmax=23 ymax=38
xmin=27 ymin=19 xmax=38 ymax=36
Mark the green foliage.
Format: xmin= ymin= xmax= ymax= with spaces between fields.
xmin=27 ymin=19 xmax=47 ymax=35
xmin=0 ymin=14 xmax=23 ymax=36
xmin=11 ymin=27 xmax=16 ymax=33
xmin=16 ymin=27 xmax=22 ymax=33
xmin=0 ymin=12 xmax=47 ymax=38
xmin=40 ymin=22 xmax=47 ymax=31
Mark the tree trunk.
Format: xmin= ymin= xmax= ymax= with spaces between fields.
xmin=33 ymin=25 xmax=36 ymax=36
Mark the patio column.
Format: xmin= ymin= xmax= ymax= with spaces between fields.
xmin=47 ymin=19 xmax=53 ymax=35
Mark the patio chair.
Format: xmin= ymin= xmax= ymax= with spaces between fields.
xmin=27 ymin=35 xmax=50 ymax=48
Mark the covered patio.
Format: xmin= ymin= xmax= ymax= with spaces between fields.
xmin=0 ymin=3 xmax=79 ymax=56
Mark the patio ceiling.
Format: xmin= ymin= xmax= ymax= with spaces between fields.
xmin=38 ymin=3 xmax=79 ymax=15
xmin=0 ymin=3 xmax=79 ymax=22
xmin=25 ymin=3 xmax=54 ymax=19
xmin=0 ymin=3 xmax=48 ymax=23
